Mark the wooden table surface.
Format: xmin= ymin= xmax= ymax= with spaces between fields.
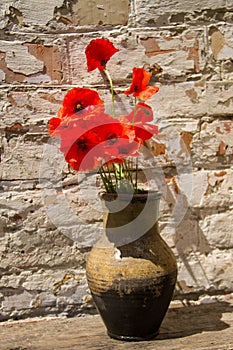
xmin=0 ymin=299 xmax=233 ymax=350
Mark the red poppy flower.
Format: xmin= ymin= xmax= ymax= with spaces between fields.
xmin=54 ymin=111 xmax=122 ymax=171
xmin=95 ymin=122 xmax=140 ymax=163
xmin=133 ymin=123 xmax=158 ymax=142
xmin=124 ymin=68 xmax=159 ymax=101
xmin=58 ymin=111 xmax=115 ymax=154
xmin=125 ymin=102 xmax=153 ymax=124
xmin=58 ymin=87 xmax=104 ymax=119
xmin=48 ymin=88 xmax=104 ymax=136
xmin=115 ymin=137 xmax=140 ymax=158
xmin=48 ymin=117 xmax=62 ymax=135
xmin=64 ymin=130 xmax=102 ymax=171
xmin=121 ymin=103 xmax=158 ymax=142
xmin=85 ymin=38 xmax=119 ymax=72
xmin=60 ymin=113 xmax=142 ymax=171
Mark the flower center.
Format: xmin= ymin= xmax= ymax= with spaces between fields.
xmin=77 ymin=138 xmax=88 ymax=151
xmin=107 ymin=133 xmax=118 ymax=144
xmin=101 ymin=59 xmax=107 ymax=67
xmin=118 ymin=146 xmax=128 ymax=154
xmin=75 ymin=103 xmax=83 ymax=112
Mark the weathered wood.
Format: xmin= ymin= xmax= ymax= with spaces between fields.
xmin=0 ymin=300 xmax=233 ymax=350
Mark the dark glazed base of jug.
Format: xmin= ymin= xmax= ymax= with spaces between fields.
xmin=107 ymin=330 xmax=159 ymax=342
xmin=92 ymin=270 xmax=177 ymax=342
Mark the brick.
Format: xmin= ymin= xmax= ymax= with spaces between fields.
xmin=9 ymin=0 xmax=64 ymax=27
xmin=171 ymin=81 xmax=207 ymax=116
xmin=0 ymin=88 xmax=65 ymax=181
xmin=26 ymin=44 xmax=62 ymax=82
xmin=0 ymin=88 xmax=63 ymax=128
xmin=177 ymin=249 xmax=233 ymax=291
xmin=54 ymin=0 xmax=129 ymax=26
xmin=161 ymin=209 xmax=233 ymax=292
xmin=1 ymin=138 xmax=44 ymax=180
xmin=221 ymin=59 xmax=233 ymax=80
xmin=199 ymin=211 xmax=233 ymax=249
xmin=192 ymin=119 xmax=233 ymax=168
xmin=0 ymin=188 xmax=87 ymax=263
xmin=208 ymin=24 xmax=233 ymax=61
xmin=207 ymin=82 xmax=233 ymax=116
xmin=2 ymin=0 xmax=129 ymax=31
xmin=152 ymin=82 xmax=206 ymax=119
xmin=135 ymin=0 xmax=227 ymax=26
xmin=187 ymin=169 xmax=233 ymax=208
xmin=0 ymin=41 xmax=62 ymax=83
xmin=140 ymin=34 xmax=203 ymax=74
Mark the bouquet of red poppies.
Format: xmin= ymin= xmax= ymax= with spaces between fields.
xmin=49 ymin=38 xmax=159 ymax=193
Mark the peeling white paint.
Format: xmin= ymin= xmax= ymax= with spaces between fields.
xmin=15 ymin=0 xmax=64 ymax=26
xmin=6 ymin=46 xmax=44 ymax=75
xmin=218 ymin=45 xmax=233 ymax=60
xmin=25 ymin=73 xmax=51 ymax=83
xmin=0 ymin=69 xmax=5 ymax=81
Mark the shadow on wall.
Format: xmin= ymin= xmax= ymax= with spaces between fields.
xmin=162 ymin=189 xmax=214 ymax=294
xmin=175 ymin=211 xmax=212 ymax=293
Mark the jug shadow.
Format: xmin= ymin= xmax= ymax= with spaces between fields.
xmin=156 ymin=301 xmax=232 ymax=340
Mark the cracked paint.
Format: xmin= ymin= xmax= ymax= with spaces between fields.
xmin=210 ymin=27 xmax=233 ymax=60
xmin=54 ymin=0 xmax=129 ymax=26
xmin=13 ymin=0 xmax=64 ymax=26
xmin=6 ymin=45 xmax=44 ymax=75
xmin=141 ymin=36 xmax=200 ymax=73
xmin=0 ymin=42 xmax=62 ymax=83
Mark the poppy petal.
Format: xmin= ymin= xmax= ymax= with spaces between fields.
xmin=85 ymin=38 xmax=119 ymax=72
xmin=48 ymin=117 xmax=61 ymax=135
xmin=124 ymin=67 xmax=159 ymax=101
xmin=137 ymin=86 xmax=159 ymax=101
xmin=59 ymin=87 xmax=104 ymax=119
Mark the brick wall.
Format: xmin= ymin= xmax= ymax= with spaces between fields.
xmin=0 ymin=0 xmax=232 ymax=320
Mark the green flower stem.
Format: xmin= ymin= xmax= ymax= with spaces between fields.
xmin=135 ymin=158 xmax=138 ymax=192
xmin=106 ymin=163 xmax=113 ymax=183
xmin=98 ymin=71 xmax=141 ymax=193
xmin=99 ymin=160 xmax=140 ymax=193
xmin=122 ymin=160 xmax=133 ymax=184
xmin=113 ymin=164 xmax=119 ymax=190
xmin=99 ymin=166 xmax=110 ymax=192
xmin=99 ymin=164 xmax=116 ymax=193
xmin=114 ymin=163 xmax=122 ymax=181
xmin=113 ymin=163 xmax=120 ymax=185
xmin=104 ymin=68 xmax=116 ymax=118
xmin=99 ymin=166 xmax=109 ymax=192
